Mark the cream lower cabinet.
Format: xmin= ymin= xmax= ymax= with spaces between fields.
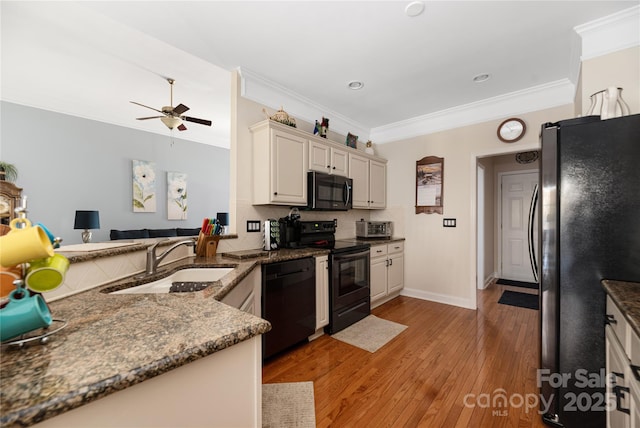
xmin=630 ymin=313 xmax=640 ymax=428
xmin=348 ymin=153 xmax=386 ymax=209
xmin=250 ymin=121 xmax=308 ymax=206
xmin=33 ymin=337 xmax=263 ymax=428
xmin=605 ymin=295 xmax=640 ymax=428
xmin=315 ymin=255 xmax=329 ymax=330
xmin=607 ymin=326 xmax=630 ymax=428
xmin=221 ymin=267 xmax=261 ymax=317
xmin=370 ymin=242 xmax=404 ymax=308
xmin=631 ymin=374 xmax=640 ymax=428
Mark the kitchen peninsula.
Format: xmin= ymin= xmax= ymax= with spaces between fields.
xmin=0 ymin=242 xmax=328 ymax=428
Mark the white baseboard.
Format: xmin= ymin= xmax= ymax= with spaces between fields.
xmin=400 ymin=287 xmax=476 ymax=310
xmin=479 ymin=272 xmax=497 ymax=290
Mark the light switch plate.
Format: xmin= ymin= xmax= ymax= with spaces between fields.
xmin=247 ymin=220 xmax=261 ymax=232
xmin=443 ymin=218 xmax=456 ymax=227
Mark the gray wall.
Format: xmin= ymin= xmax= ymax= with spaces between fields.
xmin=1 ymin=102 xmax=229 ymax=244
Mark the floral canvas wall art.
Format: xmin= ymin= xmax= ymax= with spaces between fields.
xmin=132 ymin=160 xmax=156 ymax=212
xmin=167 ymin=172 xmax=187 ymax=220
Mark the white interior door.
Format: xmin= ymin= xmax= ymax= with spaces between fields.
xmin=500 ymin=172 xmax=538 ymax=282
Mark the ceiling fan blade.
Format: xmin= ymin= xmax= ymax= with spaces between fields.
xmin=130 ymin=101 xmax=164 ymax=114
xmin=182 ymin=116 xmax=212 ymax=127
xmin=172 ymin=104 xmax=190 ymax=115
xmin=177 ymin=123 xmax=187 ymax=131
xmin=136 ymin=116 xmax=164 ymax=120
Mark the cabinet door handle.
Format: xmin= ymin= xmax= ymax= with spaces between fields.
xmin=605 ymin=314 xmax=617 ymax=325
xmin=332 ymin=166 xmax=336 ymax=170
xmin=613 ymin=385 xmax=630 ymax=414
xmin=630 ymin=364 xmax=640 ymax=382
xmin=389 ymin=258 xmax=393 ymax=266
xmin=385 ymin=259 xmax=389 ymax=267
xmin=327 ymin=165 xmax=331 ymax=169
xmin=611 ymin=371 xmax=625 ymax=380
xmin=274 ymin=192 xmax=278 ymax=196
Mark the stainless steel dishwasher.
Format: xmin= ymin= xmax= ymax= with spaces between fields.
xmin=261 ymin=257 xmax=315 ymax=360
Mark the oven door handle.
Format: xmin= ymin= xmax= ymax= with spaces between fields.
xmin=333 ymin=249 xmax=370 ymax=261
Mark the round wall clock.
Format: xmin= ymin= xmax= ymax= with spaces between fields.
xmin=497 ymin=118 xmax=526 ymax=143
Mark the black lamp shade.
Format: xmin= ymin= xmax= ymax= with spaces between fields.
xmin=216 ymin=212 xmax=229 ymax=226
xmin=74 ymin=210 xmax=100 ymax=230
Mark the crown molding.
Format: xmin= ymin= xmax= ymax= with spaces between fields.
xmin=369 ymin=79 xmax=574 ymax=144
xmin=238 ymin=67 xmax=370 ymax=140
xmin=575 ymin=5 xmax=640 ymax=61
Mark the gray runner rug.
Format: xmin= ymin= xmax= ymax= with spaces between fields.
xmin=331 ymin=315 xmax=408 ymax=353
xmin=262 ymin=381 xmax=316 ymax=428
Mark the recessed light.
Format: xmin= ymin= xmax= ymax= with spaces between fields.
xmin=348 ymin=81 xmax=364 ymax=90
xmin=473 ymin=73 xmax=491 ymax=83
xmin=405 ymin=1 xmax=425 ymax=17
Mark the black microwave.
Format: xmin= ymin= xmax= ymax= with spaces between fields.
xmin=307 ymin=171 xmax=352 ymax=211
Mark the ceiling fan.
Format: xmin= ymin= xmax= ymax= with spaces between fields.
xmin=130 ymin=78 xmax=212 ymax=131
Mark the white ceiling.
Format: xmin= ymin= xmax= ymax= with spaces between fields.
xmin=1 ymin=1 xmax=637 ymax=148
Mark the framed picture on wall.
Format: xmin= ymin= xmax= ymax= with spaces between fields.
xmin=415 ymin=156 xmax=444 ymax=214
xmin=167 ymin=171 xmax=187 ymax=220
xmin=132 ymin=159 xmax=156 ymax=213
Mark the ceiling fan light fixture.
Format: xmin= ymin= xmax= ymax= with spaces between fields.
xmin=348 ymin=81 xmax=364 ymax=90
xmin=160 ymin=116 xmax=183 ymax=130
xmin=473 ymin=73 xmax=491 ymax=83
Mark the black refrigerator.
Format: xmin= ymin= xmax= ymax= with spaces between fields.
xmin=539 ymin=114 xmax=640 ymax=427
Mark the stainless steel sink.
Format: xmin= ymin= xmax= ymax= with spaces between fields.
xmin=110 ymin=268 xmax=234 ymax=294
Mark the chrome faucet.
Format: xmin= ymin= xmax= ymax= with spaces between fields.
xmin=144 ymin=239 xmax=196 ymax=275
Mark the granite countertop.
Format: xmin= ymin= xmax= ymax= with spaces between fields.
xmin=353 ymin=237 xmax=405 ymax=246
xmin=602 ymin=279 xmax=640 ymax=338
xmin=0 ymin=247 xmax=329 ymax=428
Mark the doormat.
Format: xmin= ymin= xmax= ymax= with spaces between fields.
xmin=498 ymin=290 xmax=539 ymax=310
xmin=331 ymin=315 xmax=407 ymax=353
xmin=496 ymin=278 xmax=538 ymax=290
xmin=262 ymin=381 xmax=315 ymax=428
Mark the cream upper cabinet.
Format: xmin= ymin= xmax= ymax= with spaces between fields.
xmin=349 ymin=153 xmax=387 ymax=209
xmin=369 ymin=159 xmax=386 ymax=209
xmin=251 ymin=119 xmax=385 ymax=207
xmin=251 ymin=121 xmax=308 ymax=206
xmin=309 ymin=140 xmax=348 ymax=177
xmin=349 ymin=153 xmax=370 ymax=208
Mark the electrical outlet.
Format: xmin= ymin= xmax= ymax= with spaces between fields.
xmin=443 ymin=218 xmax=456 ymax=227
xmin=247 ymin=220 xmax=261 ymax=232
xmin=333 ymin=218 xmax=338 ymax=228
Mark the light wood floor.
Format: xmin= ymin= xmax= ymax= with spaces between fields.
xmin=262 ymin=282 xmax=548 ymax=427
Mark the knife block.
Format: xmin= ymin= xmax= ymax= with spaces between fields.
xmin=195 ymin=233 xmax=220 ymax=258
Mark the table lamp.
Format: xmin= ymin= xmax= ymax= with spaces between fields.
xmin=74 ymin=210 xmax=100 ymax=243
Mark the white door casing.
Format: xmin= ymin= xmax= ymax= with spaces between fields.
xmin=500 ymin=171 xmax=539 ymax=282
xmin=477 ymin=164 xmax=485 ymax=289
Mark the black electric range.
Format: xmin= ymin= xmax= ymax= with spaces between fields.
xmin=297 ymin=221 xmax=369 ymax=253
xmin=297 ymin=221 xmax=371 ymax=333
xmin=331 ymin=239 xmax=370 ymax=253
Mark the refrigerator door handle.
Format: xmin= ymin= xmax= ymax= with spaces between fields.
xmin=527 ymin=183 xmax=539 ymax=283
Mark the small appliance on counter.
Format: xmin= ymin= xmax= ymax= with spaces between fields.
xmin=278 ymin=208 xmax=302 ymax=249
xmin=356 ymin=220 xmax=392 ymax=239
xmin=263 ymin=219 xmax=280 ymax=251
